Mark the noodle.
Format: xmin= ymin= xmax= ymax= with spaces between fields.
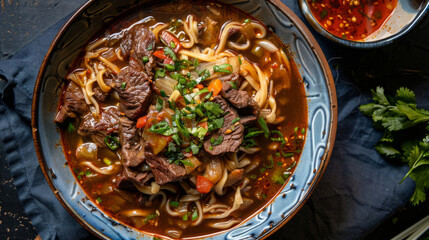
xmin=152 ymin=23 xmax=169 ymax=41
xmin=85 ymin=38 xmax=107 ymax=52
xmin=178 ymin=49 xmax=218 ymax=62
xmin=84 ymin=47 xmax=109 ymax=59
xmin=96 ymin=69 xmax=112 ymax=92
xmin=254 ymin=64 xmax=268 ymax=108
xmin=166 ymin=199 xmax=181 ymax=217
xmin=208 ymin=219 xmax=242 ymax=229
xmin=266 ymin=96 xmax=277 ymax=123
xmin=203 ymin=203 xmax=229 ymax=213
xmin=149 ymin=191 xmax=167 ymax=207
xmin=205 ymin=187 xmax=243 ymax=219
xmin=180 ymin=194 xmax=201 ymax=202
xmin=190 ymin=200 xmax=203 ymax=226
xmin=80 ymin=161 xmax=116 ymax=175
xmin=98 ymin=56 xmax=121 ymax=74
xmin=182 ymin=15 xmax=199 ymax=49
xmin=215 ymin=22 xmax=242 ymax=55
xmin=215 ymin=168 xmax=228 ymax=195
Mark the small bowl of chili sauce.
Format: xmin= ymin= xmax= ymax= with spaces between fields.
xmin=299 ymin=0 xmax=429 ymax=48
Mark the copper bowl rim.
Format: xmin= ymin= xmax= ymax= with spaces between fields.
xmin=31 ymin=0 xmax=338 ymax=239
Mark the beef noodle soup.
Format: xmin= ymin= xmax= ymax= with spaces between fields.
xmin=55 ymin=1 xmax=307 ymax=238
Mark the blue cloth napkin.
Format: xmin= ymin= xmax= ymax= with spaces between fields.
xmin=0 ymin=1 xmax=416 ymax=240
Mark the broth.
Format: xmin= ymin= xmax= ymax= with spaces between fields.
xmin=57 ymin=1 xmax=308 ymax=238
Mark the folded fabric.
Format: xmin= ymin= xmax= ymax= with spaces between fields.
xmin=0 ymin=17 xmax=91 ymax=240
xmin=0 ymin=1 xmax=415 ymax=240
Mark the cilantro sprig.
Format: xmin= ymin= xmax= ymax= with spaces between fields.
xmin=360 ymin=86 xmax=429 ymax=205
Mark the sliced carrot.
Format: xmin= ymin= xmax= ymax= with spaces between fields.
xmin=136 ymin=116 xmax=147 ymax=128
xmin=197 ymin=121 xmax=208 ymax=129
xmin=207 ymin=79 xmax=223 ymax=97
xmin=196 ymin=175 xmax=214 ymax=194
xmin=153 ymin=50 xmax=170 ymax=60
xmin=196 ymin=84 xmax=204 ymax=90
xmin=160 ymin=31 xmax=181 ymax=52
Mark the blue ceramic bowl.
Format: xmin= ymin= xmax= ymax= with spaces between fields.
xmin=32 ymin=0 xmax=337 ymax=239
xmin=299 ymin=0 xmax=429 ymax=48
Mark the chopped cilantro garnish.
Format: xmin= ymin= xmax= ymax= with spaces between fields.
xmin=147 ymin=43 xmax=153 ymax=51
xmin=229 ymin=81 xmax=238 ymax=89
xmin=210 ymin=135 xmax=224 ymax=146
xmin=165 ymin=64 xmax=175 ymax=71
xmin=191 ymin=210 xmax=198 ymax=221
xmin=163 ymin=47 xmax=177 ymax=61
xmin=142 ymin=56 xmax=149 ymax=64
xmin=232 ymin=117 xmax=241 ymax=124
xmin=155 ymin=68 xmax=166 ymax=79
xmin=156 ymin=98 xmax=164 ymax=111
xmin=204 ymin=102 xmax=223 ymax=117
xmin=213 ymin=63 xmax=232 ymax=73
xmin=258 ymin=117 xmax=270 ymax=138
xmin=180 ymin=159 xmax=194 ymax=167
xmin=67 ymin=122 xmax=75 ymax=132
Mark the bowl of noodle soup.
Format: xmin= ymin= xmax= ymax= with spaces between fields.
xmin=32 ymin=0 xmax=337 ymax=239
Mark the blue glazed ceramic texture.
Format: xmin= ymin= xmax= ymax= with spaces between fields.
xmin=33 ymin=0 xmax=336 ymax=239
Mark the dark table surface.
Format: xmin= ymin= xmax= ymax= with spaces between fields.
xmin=1 ymin=0 xmax=429 ymax=239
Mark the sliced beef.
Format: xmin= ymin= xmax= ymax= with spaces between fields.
xmin=115 ymin=59 xmax=153 ymax=119
xmin=120 ymin=25 xmax=156 ymax=74
xmin=116 ymin=167 xmax=153 ymax=190
xmin=221 ymin=81 xmax=259 ymax=116
xmin=78 ymin=107 xmax=120 ymax=147
xmin=239 ymin=116 xmax=257 ymax=126
xmin=54 ymin=82 xmax=89 ymax=124
xmin=119 ymin=116 xmax=145 ymax=168
xmin=145 ymin=144 xmax=186 ymax=185
xmin=92 ymin=84 xmax=110 ymax=102
xmin=204 ymin=96 xmax=244 ymax=155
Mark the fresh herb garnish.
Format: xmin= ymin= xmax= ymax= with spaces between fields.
xmin=213 ymin=63 xmax=232 ymax=73
xmin=360 ymin=86 xmax=429 ymax=205
xmin=142 ymin=56 xmax=149 ymax=64
xmin=232 ymin=117 xmax=241 ymax=124
xmin=147 ymin=43 xmax=153 ymax=51
xmin=258 ymin=117 xmax=270 ymax=138
xmin=191 ymin=210 xmax=199 ymax=221
xmin=165 ymin=64 xmax=175 ymax=71
xmin=197 ymin=69 xmax=211 ymax=83
xmin=104 ymin=135 xmax=120 ymax=150
xmin=148 ymin=121 xmax=171 ymax=135
xmin=121 ymin=82 xmax=127 ymax=90
xmin=169 ymin=201 xmax=179 ymax=207
xmin=155 ymin=68 xmax=166 ymax=79
xmin=163 ymin=47 xmax=177 ymax=61
xmin=156 ymin=98 xmax=164 ymax=111
xmin=229 ymin=81 xmax=238 ymax=90
xmin=210 ymin=135 xmax=224 ymax=146
xmin=67 ymin=122 xmax=75 ymax=132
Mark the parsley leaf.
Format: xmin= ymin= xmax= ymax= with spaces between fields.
xmin=360 ymin=86 xmax=429 ymax=205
